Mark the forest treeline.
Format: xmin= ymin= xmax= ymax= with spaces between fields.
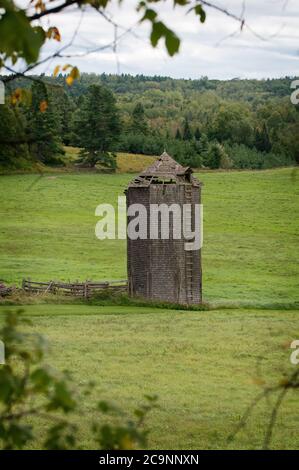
xmin=0 ymin=73 xmax=298 ymax=171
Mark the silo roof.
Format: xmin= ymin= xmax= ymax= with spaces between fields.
xmin=127 ymin=152 xmax=202 ymax=187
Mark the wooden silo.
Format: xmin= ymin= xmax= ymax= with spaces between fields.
xmin=126 ymin=152 xmax=202 ymax=305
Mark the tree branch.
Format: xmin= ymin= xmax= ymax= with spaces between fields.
xmin=196 ymin=0 xmax=245 ymax=26
xmin=28 ymin=0 xmax=79 ymax=21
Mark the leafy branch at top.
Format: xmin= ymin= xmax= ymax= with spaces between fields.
xmin=0 ymin=0 xmax=248 ymax=79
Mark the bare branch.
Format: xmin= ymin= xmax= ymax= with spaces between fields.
xmin=200 ymin=0 xmax=245 ymax=26
xmin=229 ymin=367 xmax=299 ymax=449
xmin=263 ymin=386 xmax=288 ymax=450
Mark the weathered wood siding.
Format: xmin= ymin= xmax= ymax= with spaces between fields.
xmin=127 ymin=183 xmax=202 ymax=305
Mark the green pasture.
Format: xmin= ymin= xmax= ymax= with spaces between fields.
xmin=0 ymin=166 xmax=298 ymax=449
xmin=0 ymin=167 xmax=298 ymax=305
xmin=0 ymin=304 xmax=298 ymax=449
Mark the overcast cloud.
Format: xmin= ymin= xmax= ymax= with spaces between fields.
xmin=31 ymin=0 xmax=299 ymax=79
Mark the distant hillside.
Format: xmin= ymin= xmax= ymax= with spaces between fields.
xmin=6 ymin=73 xmax=295 ymax=100
xmin=1 ymin=73 xmax=298 ymax=171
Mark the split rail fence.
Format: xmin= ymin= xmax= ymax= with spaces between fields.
xmin=22 ymin=279 xmax=128 ymax=298
xmin=0 ymin=284 xmax=13 ymax=297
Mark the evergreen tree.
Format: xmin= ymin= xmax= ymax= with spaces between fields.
xmin=175 ymin=128 xmax=182 ymax=140
xmin=194 ymin=127 xmax=201 ymax=140
xmin=74 ymin=84 xmax=121 ymax=170
xmin=50 ymin=86 xmax=75 ymax=145
xmin=182 ymin=119 xmax=193 ymax=140
xmin=254 ymin=122 xmax=272 ymax=152
xmin=197 ymin=133 xmax=209 ymax=166
xmin=0 ymin=102 xmax=30 ymax=168
xmin=130 ymin=102 xmax=147 ymax=134
xmin=27 ymin=81 xmax=64 ymax=165
xmin=206 ymin=142 xmax=223 ymax=169
xmin=188 ymin=141 xmax=202 ymax=168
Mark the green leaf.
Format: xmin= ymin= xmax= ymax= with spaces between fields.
xmin=150 ymin=21 xmax=167 ymax=48
xmin=8 ymin=423 xmax=33 ymax=449
xmin=0 ymin=7 xmax=45 ymax=64
xmin=89 ymin=0 xmax=110 ymax=8
xmin=0 ymin=368 xmax=15 ymax=403
xmin=165 ymin=30 xmax=180 ymax=56
xmin=150 ymin=21 xmax=180 ymax=56
xmin=174 ymin=0 xmax=190 ymax=5
xmin=97 ymin=400 xmax=123 ymax=415
xmin=141 ymin=8 xmax=157 ymax=22
xmin=44 ymin=422 xmax=77 ymax=450
xmin=144 ymin=393 xmax=158 ymax=403
xmin=194 ymin=4 xmax=206 ymax=23
xmin=47 ymin=380 xmax=77 ymax=412
xmin=31 ymin=367 xmax=53 ymax=391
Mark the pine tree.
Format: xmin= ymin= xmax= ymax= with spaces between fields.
xmin=206 ymin=142 xmax=222 ymax=169
xmin=27 ymin=81 xmax=64 ymax=165
xmin=175 ymin=128 xmax=182 ymax=140
xmin=197 ymin=133 xmax=209 ymax=166
xmin=188 ymin=141 xmax=202 ymax=168
xmin=50 ymin=86 xmax=74 ymax=145
xmin=0 ymin=103 xmax=30 ymax=168
xmin=74 ymin=85 xmax=121 ymax=170
xmin=130 ymin=102 xmax=147 ymax=134
xmin=254 ymin=123 xmax=272 ymax=152
xmin=182 ymin=119 xmax=193 ymax=140
xmin=194 ymin=127 xmax=201 ymax=141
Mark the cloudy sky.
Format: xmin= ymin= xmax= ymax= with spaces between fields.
xmin=31 ymin=0 xmax=299 ymax=79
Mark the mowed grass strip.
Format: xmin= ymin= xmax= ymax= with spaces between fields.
xmin=0 ymin=304 xmax=298 ymax=449
xmin=0 ymin=167 xmax=298 ymax=304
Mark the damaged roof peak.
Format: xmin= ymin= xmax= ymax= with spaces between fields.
xmin=127 ymin=151 xmax=202 ymax=188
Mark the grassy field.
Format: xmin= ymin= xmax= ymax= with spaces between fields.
xmin=0 ymin=304 xmax=298 ymax=449
xmin=63 ymin=146 xmax=157 ymax=173
xmin=0 ymin=167 xmax=298 ymax=305
xmin=0 ymin=165 xmax=298 ymax=449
